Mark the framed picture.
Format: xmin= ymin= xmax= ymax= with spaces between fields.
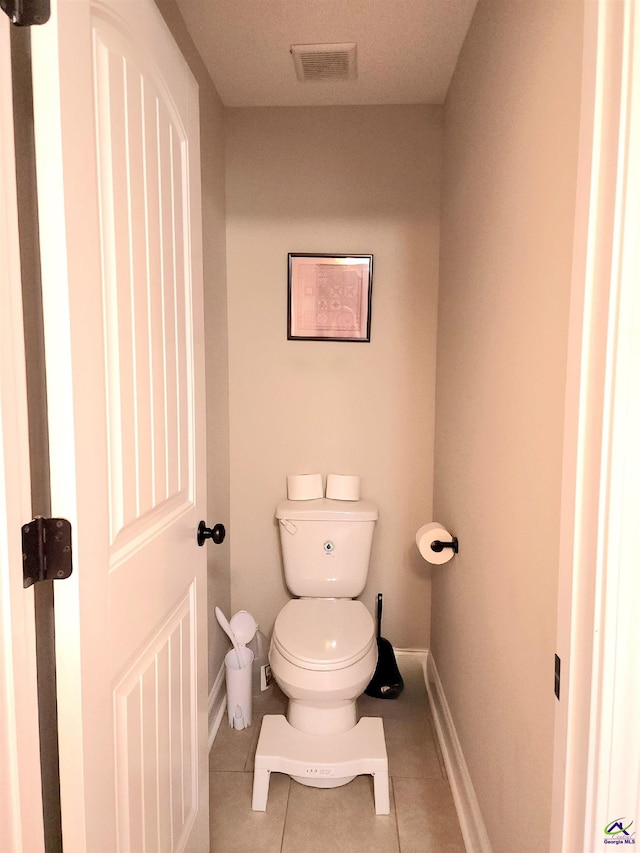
xmin=287 ymin=253 xmax=373 ymax=342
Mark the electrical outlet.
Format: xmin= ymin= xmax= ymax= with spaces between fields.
xmin=260 ymin=664 xmax=273 ymax=691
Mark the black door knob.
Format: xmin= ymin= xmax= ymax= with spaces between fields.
xmin=197 ymin=521 xmax=226 ymax=546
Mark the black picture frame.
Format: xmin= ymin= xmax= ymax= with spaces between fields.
xmin=287 ymin=253 xmax=373 ymax=342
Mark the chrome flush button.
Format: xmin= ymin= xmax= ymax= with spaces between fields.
xmin=323 ymin=541 xmax=335 ymax=554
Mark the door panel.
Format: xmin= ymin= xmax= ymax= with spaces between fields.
xmin=31 ymin=1 xmax=207 ymax=850
xmin=93 ymin=15 xmax=194 ymax=552
xmin=114 ymin=589 xmax=196 ymax=852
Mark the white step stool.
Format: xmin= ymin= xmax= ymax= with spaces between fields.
xmin=252 ymin=714 xmax=389 ymax=814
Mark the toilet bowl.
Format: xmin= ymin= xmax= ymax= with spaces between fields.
xmin=270 ymin=598 xmax=377 ymax=736
xmin=252 ymin=492 xmax=389 ymax=809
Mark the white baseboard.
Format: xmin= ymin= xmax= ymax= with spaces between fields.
xmin=425 ymin=652 xmax=492 ymax=853
xmin=208 ymin=661 xmax=226 ymax=751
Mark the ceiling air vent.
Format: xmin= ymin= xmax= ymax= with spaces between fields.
xmin=290 ymin=43 xmax=357 ymax=82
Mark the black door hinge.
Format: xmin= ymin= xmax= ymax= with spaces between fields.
xmin=1 ymin=0 xmax=49 ymax=26
xmin=22 ymin=517 xmax=72 ymax=588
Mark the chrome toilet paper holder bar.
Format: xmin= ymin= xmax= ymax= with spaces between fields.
xmin=430 ymin=537 xmax=459 ymax=554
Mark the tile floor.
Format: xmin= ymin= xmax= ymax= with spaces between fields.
xmin=209 ymin=653 xmax=466 ymax=852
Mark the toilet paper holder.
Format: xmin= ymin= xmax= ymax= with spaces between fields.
xmin=430 ymin=537 xmax=459 ymax=554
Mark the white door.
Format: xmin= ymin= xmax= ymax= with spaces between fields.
xmin=31 ymin=1 xmax=208 ymax=850
xmin=0 ymin=16 xmax=45 ymax=853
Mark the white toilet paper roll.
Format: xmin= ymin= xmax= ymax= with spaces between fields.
xmin=286 ymin=473 xmax=323 ymax=501
xmin=325 ymin=473 xmax=360 ymax=501
xmin=416 ymin=522 xmax=456 ymax=565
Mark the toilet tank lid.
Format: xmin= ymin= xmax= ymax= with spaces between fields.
xmin=275 ymin=497 xmax=378 ymax=521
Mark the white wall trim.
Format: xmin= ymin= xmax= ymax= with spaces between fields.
xmin=580 ymin=0 xmax=640 ymax=838
xmin=424 ymin=652 xmax=492 ymax=853
xmin=552 ymin=1 xmax=640 ymax=849
xmin=208 ymin=662 xmax=226 ymax=750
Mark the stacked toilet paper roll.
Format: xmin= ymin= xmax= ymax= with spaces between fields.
xmin=416 ymin=522 xmax=456 ymax=565
xmin=325 ymin=474 xmax=360 ymax=501
xmin=286 ymin=473 xmax=323 ymax=501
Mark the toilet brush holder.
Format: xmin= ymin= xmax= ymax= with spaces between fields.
xmin=225 ymin=646 xmax=254 ymax=730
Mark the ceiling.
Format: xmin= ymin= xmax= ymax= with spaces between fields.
xmin=173 ymin=0 xmax=478 ymax=108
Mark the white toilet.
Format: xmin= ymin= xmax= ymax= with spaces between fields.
xmin=253 ymin=494 xmax=389 ymax=813
xmin=269 ymin=496 xmax=379 ymax=740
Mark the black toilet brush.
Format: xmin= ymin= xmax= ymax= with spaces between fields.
xmin=365 ymin=593 xmax=404 ymax=699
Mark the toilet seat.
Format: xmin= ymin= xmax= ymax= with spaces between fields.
xmin=272 ymin=599 xmax=375 ymax=672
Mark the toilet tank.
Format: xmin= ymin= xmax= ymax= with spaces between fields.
xmin=275 ymin=498 xmax=378 ymax=597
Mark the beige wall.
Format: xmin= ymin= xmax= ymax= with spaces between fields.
xmin=433 ymin=1 xmax=584 ymax=850
xmin=225 ymin=105 xmax=442 ymax=647
xmin=155 ymin=0 xmax=231 ymax=692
